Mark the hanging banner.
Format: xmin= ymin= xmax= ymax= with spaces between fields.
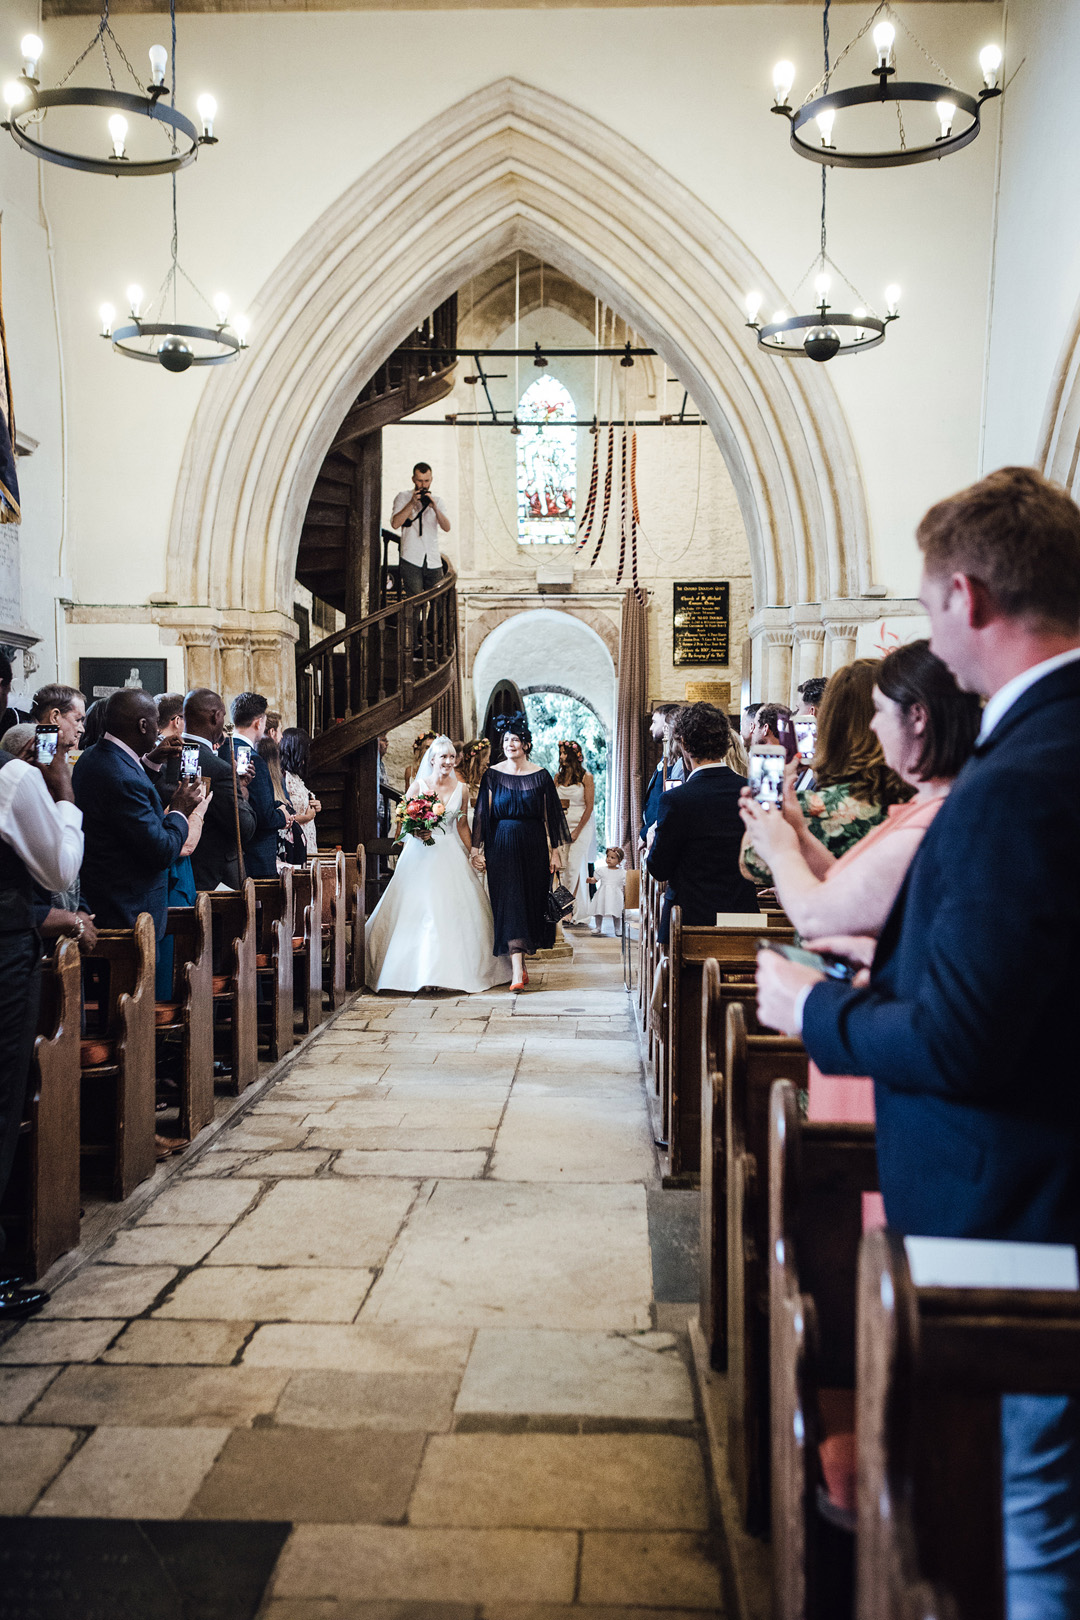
xmin=673 ymin=582 xmax=729 ymax=666
xmin=0 ymin=222 xmax=20 ymax=525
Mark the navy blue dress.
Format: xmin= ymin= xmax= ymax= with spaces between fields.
xmin=474 ymin=767 xmax=570 ymax=956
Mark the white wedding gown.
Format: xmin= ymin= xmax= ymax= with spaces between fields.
xmin=560 ymin=781 xmax=597 ymax=923
xmin=365 ymin=781 xmax=512 ymax=993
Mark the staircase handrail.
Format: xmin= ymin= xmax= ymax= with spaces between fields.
xmin=298 ymin=556 xmax=457 ymax=671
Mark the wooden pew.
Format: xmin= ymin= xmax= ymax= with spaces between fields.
xmin=320 ymin=844 xmax=366 ymax=991
xmin=769 ymin=1078 xmax=878 ymax=1620
xmin=209 ymin=882 xmax=258 ymax=1094
xmin=857 ymin=1228 xmax=1080 ymax=1620
xmin=252 ymin=872 xmax=295 ymax=1061
xmin=156 ymin=894 xmax=214 ymax=1141
xmin=316 ymin=848 xmax=347 ymax=1009
xmin=665 ymin=909 xmax=794 ymax=1181
xmin=0 ymin=940 xmax=82 ymax=1279
xmin=726 ymin=998 xmax=808 ymax=1533
xmin=291 ymin=862 xmax=324 ymax=1034
xmin=699 ymin=957 xmax=780 ymax=1372
xmin=79 ymin=913 xmax=157 ymax=1199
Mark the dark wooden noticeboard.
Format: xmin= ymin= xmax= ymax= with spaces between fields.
xmin=673 ymin=582 xmax=729 ymax=667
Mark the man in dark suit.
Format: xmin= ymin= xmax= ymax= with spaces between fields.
xmin=756 ymin=467 xmax=1080 ymax=1619
xmin=73 ymin=689 xmax=202 ymax=937
xmin=646 ymin=701 xmax=758 ymax=944
xmin=638 ymin=702 xmax=685 ymax=854
xmin=182 ymin=688 xmax=256 ymax=889
xmin=220 ymin=692 xmax=288 ymax=880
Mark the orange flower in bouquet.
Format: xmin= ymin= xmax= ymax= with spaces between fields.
xmin=397 ymin=791 xmax=447 ymax=846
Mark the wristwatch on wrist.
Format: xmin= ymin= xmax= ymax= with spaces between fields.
xmin=68 ymin=916 xmax=85 ymax=941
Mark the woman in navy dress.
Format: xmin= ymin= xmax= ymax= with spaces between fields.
xmin=471 ymin=715 xmax=570 ymax=991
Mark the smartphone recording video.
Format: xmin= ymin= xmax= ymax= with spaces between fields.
xmin=793 ymin=718 xmax=817 ymax=764
xmin=181 ymin=744 xmax=201 ymax=781
xmin=748 ymin=744 xmax=785 ymax=809
xmin=34 ymin=725 xmax=59 ymax=767
xmin=236 ymin=744 xmax=252 ymax=773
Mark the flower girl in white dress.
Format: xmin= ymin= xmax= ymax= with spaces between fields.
xmin=365 ymin=736 xmax=512 ymax=993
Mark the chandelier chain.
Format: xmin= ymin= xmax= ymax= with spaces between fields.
xmin=802 ymin=1 xmax=883 ymax=104
xmin=895 ymin=98 xmax=907 ymax=149
xmin=893 ymin=6 xmax=957 ymax=88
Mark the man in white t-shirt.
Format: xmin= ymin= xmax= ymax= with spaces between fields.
xmin=391 ymin=463 xmax=451 ymax=597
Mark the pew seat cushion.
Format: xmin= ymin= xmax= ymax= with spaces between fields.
xmin=292 ymin=937 xmax=305 ymax=951
xmin=155 ymin=1002 xmax=182 ymax=1028
xmin=80 ymin=1037 xmax=116 ymax=1068
xmin=817 ymin=1387 xmax=856 ymax=1520
xmin=255 ymin=953 xmax=271 ymax=969
xmin=212 ymin=974 xmax=232 ymax=996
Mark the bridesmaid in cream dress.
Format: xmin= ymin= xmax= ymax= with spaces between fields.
xmin=554 ymin=740 xmax=596 ymax=924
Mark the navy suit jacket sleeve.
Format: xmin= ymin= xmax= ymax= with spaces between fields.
xmin=645 ymin=786 xmax=683 ymax=883
xmin=111 ymin=765 xmax=188 ymax=872
xmin=802 ymin=762 xmax=1077 ymax=1105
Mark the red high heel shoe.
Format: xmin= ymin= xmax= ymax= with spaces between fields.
xmin=522 ymin=969 xmax=529 ymax=986
xmin=510 ymin=976 xmax=526 ymax=992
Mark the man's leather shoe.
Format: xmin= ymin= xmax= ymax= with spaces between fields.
xmin=0 ymin=1283 xmax=49 ymax=1319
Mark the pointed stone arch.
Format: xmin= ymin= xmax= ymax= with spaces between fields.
xmin=166 ymin=77 xmax=873 ymax=651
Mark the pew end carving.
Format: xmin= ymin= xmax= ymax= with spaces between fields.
xmin=79 ymin=913 xmax=157 ymax=1200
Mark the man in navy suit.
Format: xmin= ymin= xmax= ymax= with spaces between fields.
xmin=221 ymin=692 xmax=289 ymax=879
xmin=757 ymin=467 xmax=1080 ymax=1620
xmin=638 ymin=702 xmax=685 ymax=854
xmin=73 ymin=689 xmax=202 ymax=937
xmin=647 ymin=701 xmax=758 ymax=944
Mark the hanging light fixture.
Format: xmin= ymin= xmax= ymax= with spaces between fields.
xmin=1 ymin=0 xmax=218 ymax=177
xmin=98 ymin=177 xmax=248 ymax=371
xmin=745 ymin=171 xmax=900 ymax=362
xmin=770 ymin=2 xmax=1002 ymax=169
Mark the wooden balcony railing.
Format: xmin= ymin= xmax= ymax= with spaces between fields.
xmin=298 ymin=559 xmax=459 ymax=772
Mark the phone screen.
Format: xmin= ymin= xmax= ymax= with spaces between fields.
xmin=748 ymin=747 xmax=785 ymax=808
xmin=34 ymin=726 xmax=59 ymax=767
xmin=793 ymin=719 xmax=817 ymax=764
xmin=761 ymin=940 xmax=855 ymax=981
xmin=181 ymin=744 xmax=201 ymax=780
xmin=236 ymin=745 xmax=252 ymax=773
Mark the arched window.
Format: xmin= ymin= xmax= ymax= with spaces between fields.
xmin=516 ymin=376 xmax=576 ymax=545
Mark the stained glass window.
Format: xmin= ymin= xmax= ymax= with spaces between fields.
xmin=516 ymin=376 xmax=576 ymax=545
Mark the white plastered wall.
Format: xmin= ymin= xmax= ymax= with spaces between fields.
xmin=12 ymin=4 xmax=1002 ymax=690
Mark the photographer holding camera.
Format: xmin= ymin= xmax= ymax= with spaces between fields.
xmin=391 ymin=463 xmax=451 ymax=598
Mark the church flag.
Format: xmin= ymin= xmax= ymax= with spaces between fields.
xmin=0 ymin=222 xmax=21 ymax=525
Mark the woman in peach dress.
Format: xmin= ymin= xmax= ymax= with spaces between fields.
xmin=740 ymin=641 xmax=982 ymax=1122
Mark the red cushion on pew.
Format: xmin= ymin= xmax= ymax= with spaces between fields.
xmin=255 ymin=953 xmax=271 ymax=969
xmin=155 ymin=1002 xmax=182 ymax=1028
xmin=817 ymin=1387 xmax=856 ymax=1515
xmin=80 ymin=1038 xmax=115 ymax=1068
xmin=212 ymin=974 xmax=232 ymax=995
xmin=292 ymin=937 xmax=305 ymax=951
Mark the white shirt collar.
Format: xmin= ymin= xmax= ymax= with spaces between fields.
xmin=977 ymin=646 xmax=1080 ymax=743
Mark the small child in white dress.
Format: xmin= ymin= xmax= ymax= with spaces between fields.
xmin=591 ymin=846 xmax=627 ymax=936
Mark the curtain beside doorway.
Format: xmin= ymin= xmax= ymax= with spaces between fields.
xmin=612 ymin=588 xmax=648 ymax=867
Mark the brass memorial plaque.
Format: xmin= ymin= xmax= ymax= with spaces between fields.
xmin=673 ymin=582 xmax=729 ymax=666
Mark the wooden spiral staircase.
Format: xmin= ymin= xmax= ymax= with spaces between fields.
xmin=295 ymin=297 xmax=462 ymax=855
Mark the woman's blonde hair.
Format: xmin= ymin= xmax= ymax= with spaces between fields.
xmin=812 ymin=658 xmax=910 ymax=805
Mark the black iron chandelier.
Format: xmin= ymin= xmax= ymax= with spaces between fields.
xmin=770 ymin=1 xmax=1002 ymax=170
xmin=1 ymin=1 xmax=217 ymax=178
xmin=745 ymin=171 xmax=899 ymax=362
xmin=98 ymin=177 xmax=247 ymax=372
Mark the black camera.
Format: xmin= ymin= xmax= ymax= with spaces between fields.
xmin=418 ymin=491 xmax=432 ymax=509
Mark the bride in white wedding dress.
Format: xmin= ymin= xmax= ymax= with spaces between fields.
xmin=365 ymin=736 xmax=512 ymax=993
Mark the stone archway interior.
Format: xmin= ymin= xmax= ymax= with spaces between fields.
xmin=471 ymin=608 xmax=616 ymax=737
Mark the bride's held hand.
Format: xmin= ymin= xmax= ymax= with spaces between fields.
xmin=549 ymin=851 xmax=562 ymax=873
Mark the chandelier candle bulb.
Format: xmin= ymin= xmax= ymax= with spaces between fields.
xmin=872 ymin=20 xmax=896 ymax=69
xmin=20 ymin=35 xmax=42 ymax=79
xmin=745 ymin=291 xmax=763 ymax=323
xmin=2 ymin=82 xmax=27 ymax=110
xmin=885 ymin=284 xmax=902 ymax=317
xmin=196 ymin=94 xmax=216 ymax=139
xmin=816 ymin=107 xmax=836 ymax=148
xmin=126 ymin=284 xmax=144 ymax=318
xmin=980 ymin=44 xmax=1002 ymax=90
xmin=773 ymin=60 xmax=795 ymax=107
xmin=814 ymin=271 xmax=832 ymax=301
xmin=148 ymin=45 xmax=168 ymax=87
xmin=212 ymin=292 xmax=230 ymax=323
xmin=232 ymin=313 xmax=250 ymax=344
xmin=98 ymin=303 xmax=115 ymax=338
xmin=936 ymin=100 xmax=956 ymax=139
xmin=108 ymin=114 xmax=128 ymax=160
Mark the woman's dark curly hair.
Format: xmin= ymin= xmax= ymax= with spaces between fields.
xmin=671 ymin=702 xmax=732 ymax=762
xmin=555 ymin=739 xmax=586 ymax=786
xmin=495 ymin=712 xmax=533 ymax=755
xmin=280 ymin=727 xmax=311 ymax=780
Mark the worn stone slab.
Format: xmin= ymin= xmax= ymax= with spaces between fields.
xmin=33 ymin=1426 xmax=229 ymax=1518
xmin=25 ymin=1363 xmax=289 ymax=1429
xmin=188 ymin=1427 xmax=426 ymax=1522
xmin=241 ymin=1322 xmax=473 ymax=1375
xmin=102 ymin=1225 xmax=231 ymax=1266
xmin=137 ymin=1180 xmax=260 ymax=1226
xmin=206 ymin=1179 xmax=418 ymax=1268
xmin=103 ymin=1319 xmax=255 ymax=1365
xmin=363 ymin=1182 xmax=652 ymax=1331
xmin=272 ymin=1525 xmax=578 ymax=1604
xmin=38 ymin=1265 xmax=178 ymax=1319
xmin=0 ymin=1318 xmax=120 ymax=1367
xmin=454 ymin=1330 xmax=695 ymax=1422
xmin=275 ymin=1370 xmax=460 ymax=1433
xmin=0 ymin=1427 xmax=78 ymax=1512
xmin=332 ymin=1150 xmax=488 ymax=1179
xmin=490 ymin=1098 xmax=656 ymax=1185
xmin=156 ymin=1266 xmax=374 ymax=1323
xmin=578 ymin=1533 xmax=723 ymax=1607
xmin=0 ymin=1366 xmax=58 ymax=1421
xmin=231 ymin=1151 xmax=334 ymax=1178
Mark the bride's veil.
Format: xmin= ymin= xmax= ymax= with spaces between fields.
xmin=412 ymin=734 xmax=456 ymax=793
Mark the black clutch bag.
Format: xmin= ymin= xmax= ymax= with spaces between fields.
xmin=546 ymin=877 xmax=575 ymax=923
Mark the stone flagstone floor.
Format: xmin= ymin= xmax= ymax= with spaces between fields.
xmin=0 ymin=933 xmax=727 ymax=1618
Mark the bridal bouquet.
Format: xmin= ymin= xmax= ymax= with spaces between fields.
xmin=398 ymin=791 xmax=447 ymax=847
